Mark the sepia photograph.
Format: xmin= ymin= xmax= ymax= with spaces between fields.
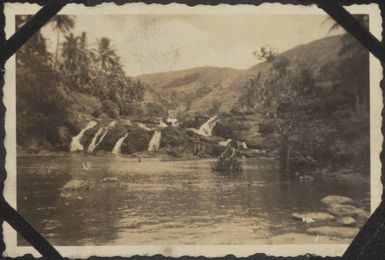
xmin=3 ymin=3 xmax=383 ymax=258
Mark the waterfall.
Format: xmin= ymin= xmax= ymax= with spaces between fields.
xmin=240 ymin=141 xmax=248 ymax=150
xmin=137 ymin=123 xmax=153 ymax=131
xmin=87 ymin=121 xmax=116 ymax=153
xmin=112 ymin=133 xmax=128 ymax=155
xmin=197 ymin=115 xmax=218 ymax=137
xmin=159 ymin=121 xmax=168 ymax=128
xmin=148 ymin=130 xmax=162 ymax=152
xmin=219 ymin=139 xmax=233 ymax=147
xmin=70 ymin=121 xmax=97 ymax=152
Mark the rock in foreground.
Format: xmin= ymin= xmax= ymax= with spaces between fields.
xmin=292 ymin=212 xmax=335 ymax=222
xmin=321 ymin=195 xmax=353 ymax=205
xmin=326 ymin=203 xmax=368 ymax=219
xmin=338 ymin=217 xmax=357 ymax=227
xmin=61 ymin=180 xmax=90 ymax=191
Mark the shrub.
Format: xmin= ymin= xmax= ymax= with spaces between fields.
xmin=258 ymin=121 xmax=275 ymax=135
xmin=146 ymin=102 xmax=166 ymax=117
xmin=91 ymin=108 xmax=102 ymax=118
xmin=212 ymin=156 xmax=242 ymax=173
xmin=102 ymin=99 xmax=120 ymax=118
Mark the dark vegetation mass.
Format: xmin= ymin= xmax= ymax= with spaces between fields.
xmin=16 ymin=15 xmax=150 ymax=150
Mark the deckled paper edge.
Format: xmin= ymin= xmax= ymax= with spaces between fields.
xmin=2 ymin=2 xmax=383 ymax=258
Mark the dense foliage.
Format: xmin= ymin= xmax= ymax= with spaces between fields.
xmin=16 ymin=15 xmax=161 ymax=148
xmin=237 ymin=31 xmax=369 ymax=174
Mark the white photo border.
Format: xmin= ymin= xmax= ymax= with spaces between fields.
xmin=3 ymin=2 xmax=383 ymax=258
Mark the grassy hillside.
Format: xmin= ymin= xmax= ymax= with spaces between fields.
xmin=138 ymin=35 xmax=346 ymax=116
xmin=138 ymin=66 xmax=246 ymax=114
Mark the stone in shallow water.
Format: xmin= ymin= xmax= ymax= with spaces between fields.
xmin=299 ymin=175 xmax=314 ymax=182
xmin=61 ymin=180 xmax=90 ymax=191
xmin=292 ymin=212 xmax=335 ymax=222
xmin=102 ymin=177 xmax=119 ymax=183
xmin=326 ymin=203 xmax=368 ymax=218
xmin=338 ymin=216 xmax=357 ymax=227
xmin=307 ymin=226 xmax=359 ymax=238
xmin=321 ymin=195 xmax=353 ymax=205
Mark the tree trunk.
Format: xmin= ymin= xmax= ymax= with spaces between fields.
xmin=54 ymin=30 xmax=60 ymax=70
xmin=280 ymin=135 xmax=291 ymax=174
xmin=285 ymin=144 xmax=291 ymax=174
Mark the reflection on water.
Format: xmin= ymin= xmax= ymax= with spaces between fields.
xmin=17 ymin=154 xmax=369 ymax=245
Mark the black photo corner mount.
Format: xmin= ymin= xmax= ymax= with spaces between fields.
xmin=1 ymin=0 xmax=385 ymax=259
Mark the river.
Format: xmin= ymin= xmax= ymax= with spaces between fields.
xmin=17 ymin=154 xmax=369 ymax=245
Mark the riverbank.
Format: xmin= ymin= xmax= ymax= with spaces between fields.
xmin=16 ymin=145 xmax=369 ymax=184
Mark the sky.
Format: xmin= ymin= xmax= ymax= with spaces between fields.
xmin=40 ymin=15 xmax=342 ymax=76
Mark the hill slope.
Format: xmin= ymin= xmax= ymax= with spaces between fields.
xmin=138 ymin=35 xmax=344 ymax=115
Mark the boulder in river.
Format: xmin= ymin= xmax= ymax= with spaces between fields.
xmin=121 ymin=125 xmax=152 ymax=154
xmin=292 ymin=212 xmax=335 ymax=222
xmin=321 ymin=195 xmax=353 ymax=205
xmin=326 ymin=203 xmax=368 ymax=218
xmin=306 ymin=226 xmax=359 ymax=239
xmin=338 ymin=217 xmax=357 ymax=227
xmin=61 ymin=180 xmax=90 ymax=191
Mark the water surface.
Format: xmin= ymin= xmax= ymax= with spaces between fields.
xmin=17 ymin=154 xmax=369 ymax=245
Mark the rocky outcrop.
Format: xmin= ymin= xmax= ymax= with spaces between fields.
xmin=320 ymin=195 xmax=369 ymax=221
xmin=67 ymin=120 xmax=152 ymax=154
xmin=98 ymin=123 xmax=130 ymax=152
xmin=212 ymin=113 xmax=260 ymax=140
xmin=120 ymin=125 xmax=152 ymax=154
xmin=290 ymin=195 xmax=368 ymax=240
xmin=57 ymin=110 xmax=278 ymax=157
xmin=80 ymin=121 xmax=103 ymax=150
xmin=203 ymin=112 xmax=280 ymax=152
xmin=160 ymin=126 xmax=192 ymax=148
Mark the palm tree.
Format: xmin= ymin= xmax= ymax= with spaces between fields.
xmin=76 ymin=32 xmax=93 ymax=87
xmin=61 ymin=32 xmax=95 ymax=91
xmin=61 ymin=33 xmax=81 ymax=80
xmin=50 ymin=15 xmax=75 ymax=70
xmin=94 ymin=37 xmax=119 ymax=73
